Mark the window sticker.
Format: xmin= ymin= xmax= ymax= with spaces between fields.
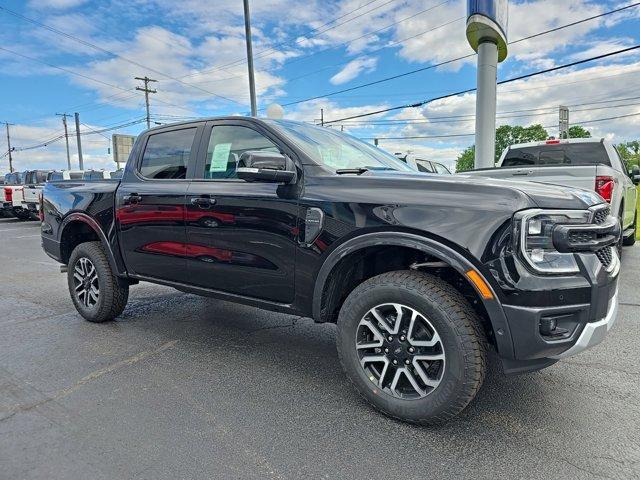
xmin=210 ymin=143 xmax=232 ymax=172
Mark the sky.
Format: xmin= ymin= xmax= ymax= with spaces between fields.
xmin=1 ymin=0 xmax=639 ymax=173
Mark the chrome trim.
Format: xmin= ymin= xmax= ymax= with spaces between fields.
xmin=551 ymin=289 xmax=618 ymax=359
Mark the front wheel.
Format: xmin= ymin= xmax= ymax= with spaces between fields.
xmin=336 ymin=270 xmax=487 ymax=425
xmin=67 ymin=241 xmax=129 ymax=322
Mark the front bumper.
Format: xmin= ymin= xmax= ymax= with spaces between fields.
xmin=551 ymin=288 xmax=618 ymax=359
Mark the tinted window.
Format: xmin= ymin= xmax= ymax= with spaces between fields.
xmin=433 ymin=162 xmax=451 ymax=174
xmin=203 ymin=125 xmax=279 ymax=179
xmin=502 ymin=143 xmax=610 ymax=167
xmin=48 ymin=172 xmax=63 ymax=181
xmin=140 ymin=128 xmax=196 ymax=179
xmin=83 ymin=171 xmax=105 ymax=180
xmin=69 ymin=172 xmax=83 ymax=179
xmin=415 ymin=160 xmax=434 ymax=173
xmin=110 ymin=170 xmax=124 ymax=179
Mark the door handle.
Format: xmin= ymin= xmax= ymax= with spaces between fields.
xmin=190 ymin=196 xmax=216 ymax=208
xmin=123 ymin=193 xmax=142 ymax=205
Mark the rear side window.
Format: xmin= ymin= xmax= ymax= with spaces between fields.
xmin=415 ymin=160 xmax=434 ymax=173
xmin=48 ymin=172 xmax=63 ymax=181
xmin=140 ymin=128 xmax=197 ymax=179
xmin=433 ymin=162 xmax=451 ymax=174
xmin=502 ymin=143 xmax=610 ymax=167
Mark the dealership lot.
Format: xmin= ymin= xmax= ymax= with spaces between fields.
xmin=1 ymin=217 xmax=639 ymax=479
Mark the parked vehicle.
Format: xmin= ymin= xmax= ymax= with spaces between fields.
xmin=22 ymin=169 xmax=50 ymax=220
xmin=463 ymin=138 xmax=639 ymax=246
xmin=47 ymin=170 xmax=85 ymax=181
xmin=396 ymin=154 xmax=452 ymax=174
xmin=83 ymin=170 xmax=112 ymax=180
xmin=3 ymin=171 xmax=30 ymax=220
xmin=41 ymin=118 xmax=621 ymax=424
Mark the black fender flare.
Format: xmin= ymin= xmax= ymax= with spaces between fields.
xmin=59 ymin=212 xmax=126 ymax=278
xmin=311 ymin=232 xmax=515 ymax=359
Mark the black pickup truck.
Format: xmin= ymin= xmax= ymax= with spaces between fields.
xmin=41 ymin=117 xmax=620 ymax=424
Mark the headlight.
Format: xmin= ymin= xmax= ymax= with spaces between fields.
xmin=515 ymin=209 xmax=592 ymax=274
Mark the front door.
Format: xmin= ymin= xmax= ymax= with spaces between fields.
xmin=117 ymin=124 xmax=203 ymax=283
xmin=185 ymin=121 xmax=298 ymax=303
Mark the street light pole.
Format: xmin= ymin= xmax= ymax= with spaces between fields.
xmin=474 ymin=41 xmax=499 ymax=169
xmin=243 ymin=0 xmax=258 ymax=116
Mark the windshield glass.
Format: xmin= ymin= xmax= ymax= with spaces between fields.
xmin=502 ymin=143 xmax=610 ymax=167
xmin=266 ymin=120 xmax=413 ymax=172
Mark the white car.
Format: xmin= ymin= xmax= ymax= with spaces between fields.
xmin=464 ymin=138 xmax=639 ymax=246
xmin=395 ymin=154 xmax=452 ymax=175
xmin=22 ymin=170 xmax=50 ymax=220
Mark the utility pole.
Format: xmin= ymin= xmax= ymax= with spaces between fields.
xmin=320 ymin=108 xmax=324 ymax=127
xmin=5 ymin=122 xmax=14 ymax=173
xmin=559 ymin=105 xmax=569 ymax=139
xmin=74 ymin=112 xmax=84 ymax=170
xmin=243 ymin=0 xmax=257 ymax=116
xmin=56 ymin=113 xmax=72 ymax=169
xmin=135 ymin=76 xmax=157 ymax=128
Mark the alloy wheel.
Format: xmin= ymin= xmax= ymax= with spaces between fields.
xmin=72 ymin=257 xmax=100 ymax=308
xmin=355 ymin=303 xmax=445 ymax=400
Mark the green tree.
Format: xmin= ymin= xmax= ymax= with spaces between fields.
xmin=566 ymin=125 xmax=591 ymax=138
xmin=617 ymin=141 xmax=640 ymax=170
xmin=455 ymin=145 xmax=475 ymax=172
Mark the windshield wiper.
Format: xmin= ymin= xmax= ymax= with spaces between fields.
xmin=336 ymin=167 xmax=369 ymax=175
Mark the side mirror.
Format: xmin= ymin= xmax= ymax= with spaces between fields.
xmin=631 ymin=165 xmax=640 ymax=185
xmin=237 ymin=151 xmax=297 ymax=184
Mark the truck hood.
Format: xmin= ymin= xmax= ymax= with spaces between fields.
xmin=361 ymin=170 xmax=603 ymax=210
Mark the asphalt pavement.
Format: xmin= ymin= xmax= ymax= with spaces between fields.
xmin=1 ymin=216 xmax=639 ymax=479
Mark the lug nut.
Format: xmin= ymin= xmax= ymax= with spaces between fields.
xmin=392 ymin=359 xmax=398 ymax=365
xmin=408 ymin=347 xmax=415 ymax=353
xmin=400 ymin=335 xmax=406 ymax=341
xmin=405 ymin=359 xmax=411 ymax=365
xmin=387 ymin=336 xmax=393 ymax=342
xmin=384 ymin=347 xmax=389 ymax=354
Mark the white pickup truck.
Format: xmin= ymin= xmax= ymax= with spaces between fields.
xmin=22 ymin=169 xmax=50 ymax=220
xmin=464 ymin=138 xmax=639 ymax=246
xmin=2 ymin=171 xmax=29 ymax=220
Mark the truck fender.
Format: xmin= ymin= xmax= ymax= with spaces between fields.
xmin=59 ymin=212 xmax=126 ymax=278
xmin=311 ymin=232 xmax=515 ymax=359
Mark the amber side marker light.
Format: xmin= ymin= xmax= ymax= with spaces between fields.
xmin=465 ymin=270 xmax=494 ymax=300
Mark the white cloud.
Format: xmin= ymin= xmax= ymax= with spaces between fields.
xmin=28 ymin=0 xmax=88 ymax=9
xmin=330 ymin=56 xmax=378 ymax=85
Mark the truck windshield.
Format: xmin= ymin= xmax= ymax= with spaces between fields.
xmin=266 ymin=120 xmax=412 ymax=172
xmin=502 ymin=143 xmax=610 ymax=167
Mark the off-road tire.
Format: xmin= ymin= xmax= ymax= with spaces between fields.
xmin=622 ymin=210 xmax=637 ymax=246
xmin=67 ymin=241 xmax=129 ymax=323
xmin=336 ymin=270 xmax=487 ymax=425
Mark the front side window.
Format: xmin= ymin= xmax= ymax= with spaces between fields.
xmin=203 ymin=125 xmax=280 ymax=180
xmin=433 ymin=162 xmax=451 ymax=174
xmin=140 ymin=128 xmax=197 ymax=179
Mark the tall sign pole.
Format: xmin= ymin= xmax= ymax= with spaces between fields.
xmin=243 ymin=0 xmax=258 ymax=116
xmin=466 ymin=0 xmax=509 ymax=168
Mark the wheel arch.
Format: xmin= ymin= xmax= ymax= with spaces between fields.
xmin=59 ymin=213 xmax=126 ymax=278
xmin=311 ymin=231 xmax=515 ymax=359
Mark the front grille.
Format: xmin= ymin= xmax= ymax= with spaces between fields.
xmin=593 ymin=206 xmax=610 ymax=224
xmin=595 ymin=246 xmax=613 ymax=267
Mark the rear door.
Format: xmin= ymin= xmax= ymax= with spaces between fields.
xmin=185 ymin=120 xmax=298 ymax=303
xmin=117 ymin=123 xmax=204 ymax=283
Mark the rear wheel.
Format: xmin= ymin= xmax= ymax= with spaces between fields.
xmin=336 ymin=270 xmax=487 ymax=425
xmin=622 ymin=210 xmax=637 ymax=246
xmin=67 ymin=241 xmax=129 ymax=323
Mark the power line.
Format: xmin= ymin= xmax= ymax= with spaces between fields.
xmin=182 ymin=0 xmax=401 ymax=79
xmin=360 ymin=110 xmax=640 ymax=140
xmin=0 ymin=6 xmax=243 ymax=106
xmin=324 ymin=44 xmax=640 ymax=124
xmin=284 ymin=2 xmax=640 ymax=108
